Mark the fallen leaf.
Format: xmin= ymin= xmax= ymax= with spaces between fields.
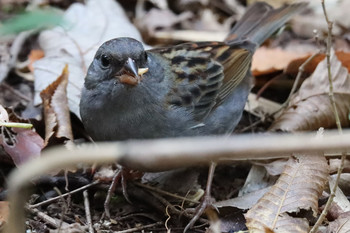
xmin=33 ymin=0 xmax=146 ymax=118
xmin=329 ymin=159 xmax=350 ymax=174
xmin=327 ymin=175 xmax=350 ymax=219
xmin=135 ymin=8 xmax=193 ymax=36
xmin=252 ymin=47 xmax=309 ymax=76
xmin=270 ymin=50 xmax=350 ymax=131
xmin=40 ymin=65 xmax=72 ymax=146
xmin=28 ymin=49 xmax=44 ymax=73
xmin=327 ymin=212 xmax=350 ymax=233
xmin=0 ymin=106 xmax=43 ymax=165
xmin=239 ymin=165 xmax=277 ymax=196
xmin=215 ymin=187 xmax=270 ymax=210
xmin=285 ymin=53 xmax=326 ymax=77
xmin=0 ymin=201 xmax=9 ymax=227
xmin=252 ymin=158 xmax=289 ymax=176
xmin=245 ymin=153 xmax=329 ymax=232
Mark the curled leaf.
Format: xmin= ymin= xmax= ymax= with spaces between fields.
xmin=270 ymin=50 xmax=350 ymax=131
xmin=40 ymin=65 xmax=73 ymax=146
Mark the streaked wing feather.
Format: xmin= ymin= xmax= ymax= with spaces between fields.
xmin=215 ymin=48 xmax=252 ymax=106
xmin=150 ymin=42 xmax=252 ymax=121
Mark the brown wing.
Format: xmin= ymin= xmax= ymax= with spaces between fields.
xmin=150 ymin=41 xmax=252 ymax=121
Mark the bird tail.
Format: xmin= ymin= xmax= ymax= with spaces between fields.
xmin=225 ymin=2 xmax=306 ymax=46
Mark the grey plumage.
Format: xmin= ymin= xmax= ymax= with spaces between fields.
xmin=80 ymin=2 xmax=306 ymax=141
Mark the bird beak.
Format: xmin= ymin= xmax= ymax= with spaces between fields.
xmin=124 ymin=57 xmax=139 ymax=78
xmin=118 ymin=58 xmax=149 ymax=86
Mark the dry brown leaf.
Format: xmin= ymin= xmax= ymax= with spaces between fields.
xmin=285 ymin=53 xmax=326 ymax=77
xmin=270 ymin=50 xmax=350 ymax=131
xmin=40 ymin=65 xmax=73 ymax=146
xmin=0 ymin=201 xmax=9 ymax=227
xmin=252 ymin=47 xmax=309 ymax=76
xmin=245 ymin=154 xmax=329 ymax=232
xmin=285 ymin=51 xmax=350 ymax=77
xmin=0 ymin=106 xmax=43 ymax=165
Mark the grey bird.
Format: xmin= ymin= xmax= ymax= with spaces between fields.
xmin=80 ymin=2 xmax=306 ymax=231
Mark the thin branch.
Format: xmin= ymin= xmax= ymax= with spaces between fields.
xmin=134 ymin=182 xmax=200 ymax=204
xmin=26 ymin=205 xmax=70 ymax=228
xmin=310 ymin=1 xmax=346 ymax=232
xmin=0 ymin=30 xmax=35 ymax=83
xmin=103 ymin=168 xmax=122 ymax=219
xmin=83 ymin=190 xmax=94 ymax=233
xmin=29 ymin=180 xmax=99 ymax=208
xmin=273 ymin=52 xmax=320 ymax=117
xmin=4 ymin=131 xmax=350 ymax=233
xmin=114 ymin=221 xmax=163 ymax=233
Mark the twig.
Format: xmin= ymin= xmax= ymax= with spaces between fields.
xmin=54 ymin=187 xmax=67 ymax=232
xmin=114 ymin=221 xmax=163 ymax=233
xmin=29 ymin=180 xmax=100 ymax=208
xmin=1 ymin=82 xmax=32 ymax=102
xmin=272 ymin=52 xmax=320 ymax=116
xmin=103 ymin=168 xmax=122 ymax=219
xmin=26 ymin=205 xmax=70 ymax=228
xmin=5 ymin=131 xmax=350 ymax=233
xmin=147 ymin=188 xmax=206 ymax=224
xmin=310 ymin=1 xmax=346 ymax=232
xmin=283 ymin=52 xmax=320 ymax=109
xmin=83 ymin=190 xmax=94 ymax=233
xmin=0 ymin=30 xmax=34 ymax=83
xmin=134 ymin=182 xmax=200 ymax=204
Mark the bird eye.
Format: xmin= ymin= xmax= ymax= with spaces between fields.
xmin=101 ymin=54 xmax=110 ymax=68
xmin=144 ymin=52 xmax=148 ymax=61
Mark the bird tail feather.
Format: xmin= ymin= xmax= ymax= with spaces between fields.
xmin=225 ymin=2 xmax=306 ymax=46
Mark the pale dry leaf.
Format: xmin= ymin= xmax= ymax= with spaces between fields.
xmin=247 ymin=0 xmax=308 ymax=8
xmin=33 ymin=0 xmax=146 ymax=118
xmin=135 ymin=8 xmax=193 ymax=35
xmin=270 ymin=50 xmax=350 ymax=131
xmin=328 ymin=175 xmax=350 ymax=215
xmin=252 ymin=158 xmax=289 ymax=176
xmin=215 ymin=187 xmax=270 ymax=210
xmin=331 ymin=173 xmax=350 ymax=196
xmin=245 ymin=93 xmax=281 ymax=118
xmin=292 ymin=0 xmax=350 ymax=38
xmin=327 ymin=212 xmax=350 ymax=233
xmin=245 ymin=153 xmax=329 ymax=232
xmin=329 ymin=159 xmax=350 ymax=174
xmin=40 ymin=65 xmax=72 ymax=145
xmin=0 ymin=105 xmax=9 ymax=122
xmin=239 ymin=165 xmax=277 ymax=196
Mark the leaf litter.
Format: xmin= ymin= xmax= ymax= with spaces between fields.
xmin=0 ymin=0 xmax=350 ymax=232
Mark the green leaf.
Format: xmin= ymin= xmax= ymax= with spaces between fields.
xmin=0 ymin=9 xmax=64 ymax=35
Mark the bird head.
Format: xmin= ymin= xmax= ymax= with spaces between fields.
xmin=88 ymin=37 xmax=149 ymax=86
